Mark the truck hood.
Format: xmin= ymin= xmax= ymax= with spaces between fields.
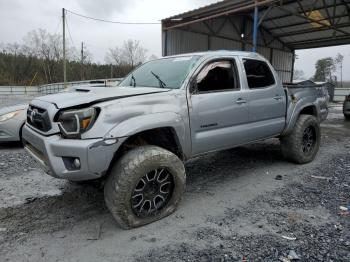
xmin=35 ymin=86 xmax=170 ymax=108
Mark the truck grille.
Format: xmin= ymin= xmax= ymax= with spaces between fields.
xmin=27 ymin=105 xmax=52 ymax=132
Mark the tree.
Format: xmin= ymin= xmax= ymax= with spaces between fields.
xmin=313 ymin=57 xmax=335 ymax=82
xmin=121 ymin=39 xmax=147 ymax=68
xmin=106 ymin=46 xmax=123 ymax=66
xmin=105 ymin=39 xmax=148 ymax=76
xmin=23 ymin=28 xmax=77 ymax=83
xmin=293 ymin=69 xmax=305 ymax=80
xmin=334 ymin=53 xmax=344 ymax=87
xmin=105 ymin=39 xmax=148 ymax=67
xmin=23 ymin=29 xmax=63 ymax=83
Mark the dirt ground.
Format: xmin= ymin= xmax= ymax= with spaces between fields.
xmin=0 ymin=97 xmax=349 ymax=261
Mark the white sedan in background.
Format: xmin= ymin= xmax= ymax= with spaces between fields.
xmin=0 ymin=79 xmax=123 ymax=143
xmin=0 ymin=104 xmax=27 ymax=142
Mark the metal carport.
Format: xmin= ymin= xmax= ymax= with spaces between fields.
xmin=161 ymin=0 xmax=350 ymax=82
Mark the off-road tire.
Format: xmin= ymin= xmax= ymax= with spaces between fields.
xmin=280 ymin=114 xmax=320 ymax=164
xmin=104 ymin=145 xmax=186 ymax=229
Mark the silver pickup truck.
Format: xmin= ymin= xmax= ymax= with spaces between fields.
xmin=23 ymin=51 xmax=328 ymax=229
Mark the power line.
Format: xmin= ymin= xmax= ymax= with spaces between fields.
xmin=65 ymin=16 xmax=77 ymax=49
xmin=53 ymin=17 xmax=62 ymax=35
xmin=65 ymin=9 xmax=160 ymax=25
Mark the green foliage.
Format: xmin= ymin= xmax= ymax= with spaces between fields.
xmin=313 ymin=57 xmax=335 ymax=82
xmin=312 ymin=53 xmax=344 ymax=84
xmin=0 ymin=52 xmax=131 ymax=85
xmin=0 ymin=29 xmax=148 ymax=86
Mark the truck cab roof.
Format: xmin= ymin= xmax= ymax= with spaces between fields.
xmin=164 ymin=50 xmax=266 ymax=60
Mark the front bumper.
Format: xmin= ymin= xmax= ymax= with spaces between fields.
xmin=22 ymin=124 xmax=124 ymax=181
xmin=0 ymin=118 xmax=23 ymax=142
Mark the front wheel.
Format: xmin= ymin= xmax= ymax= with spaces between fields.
xmin=104 ymin=145 xmax=186 ymax=229
xmin=280 ymin=115 xmax=320 ymax=164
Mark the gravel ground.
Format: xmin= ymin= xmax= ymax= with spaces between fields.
xmin=136 ymin=154 xmax=350 ymax=262
xmin=0 ymin=101 xmax=349 ymax=262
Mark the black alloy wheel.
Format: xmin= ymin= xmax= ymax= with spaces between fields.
xmin=302 ymin=126 xmax=316 ymax=153
xmin=131 ymin=168 xmax=174 ymax=217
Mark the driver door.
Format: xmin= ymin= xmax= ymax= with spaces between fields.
xmin=189 ymin=58 xmax=250 ymax=155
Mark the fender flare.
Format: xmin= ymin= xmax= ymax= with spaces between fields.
xmin=105 ymin=111 xmax=191 ymax=157
xmin=283 ymin=100 xmax=319 ymax=136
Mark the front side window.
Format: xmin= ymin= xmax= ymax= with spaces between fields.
xmin=243 ymin=59 xmax=275 ymax=89
xmin=196 ymin=60 xmax=238 ymax=93
xmin=119 ymin=56 xmax=200 ymax=89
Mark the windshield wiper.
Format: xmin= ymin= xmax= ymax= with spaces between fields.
xmin=151 ymin=71 xmax=167 ymax=88
xmin=130 ymin=74 xmax=136 ymax=87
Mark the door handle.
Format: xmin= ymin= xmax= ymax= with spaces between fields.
xmin=236 ymin=98 xmax=247 ymax=104
xmin=273 ymin=95 xmax=283 ymax=100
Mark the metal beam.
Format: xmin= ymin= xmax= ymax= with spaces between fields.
xmin=163 ymin=0 xmax=278 ymax=30
xmin=241 ymin=16 xmax=246 ymax=50
xmin=340 ymin=0 xmax=350 ymax=23
xmin=260 ymin=28 xmax=268 ymax=46
xmin=258 ymin=6 xmax=273 ymax=25
xmin=252 ymin=1 xmax=259 ymax=52
xmin=228 ymin=17 xmax=241 ymax=37
xmin=215 ymin=17 xmax=228 ymax=35
xmin=290 ymin=51 xmax=295 ymax=83
xmin=273 ymin=22 xmax=350 ymax=38
xmin=289 ymin=34 xmax=350 ymax=47
xmin=333 ymin=0 xmax=337 ymax=26
xmin=292 ymin=38 xmax=350 ymax=49
xmin=173 ymin=27 xmax=290 ymax=53
xmin=242 ymin=14 xmax=292 ymax=51
xmin=203 ymin=20 xmax=216 ymax=35
xmin=265 ymin=13 xmax=349 ymax=31
xmin=263 ymin=1 xmax=346 ymax=22
xmin=273 ymin=4 xmax=350 ymax=36
xmin=321 ymin=0 xmax=333 ymax=25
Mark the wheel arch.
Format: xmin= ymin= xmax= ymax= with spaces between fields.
xmin=105 ymin=126 xmax=186 ymax=180
xmin=299 ymin=105 xmax=318 ymax=118
xmin=283 ymin=102 xmax=319 ymax=136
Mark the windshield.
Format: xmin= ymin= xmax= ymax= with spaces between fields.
xmin=119 ymin=56 xmax=200 ymax=89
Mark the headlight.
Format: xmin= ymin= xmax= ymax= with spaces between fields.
xmin=57 ymin=107 xmax=98 ymax=138
xmin=0 ymin=110 xmax=23 ymax=122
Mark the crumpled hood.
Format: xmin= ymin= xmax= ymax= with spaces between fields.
xmin=35 ymin=86 xmax=170 ymax=108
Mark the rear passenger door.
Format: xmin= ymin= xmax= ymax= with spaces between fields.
xmin=189 ymin=58 xmax=250 ymax=155
xmin=241 ymin=58 xmax=286 ymax=140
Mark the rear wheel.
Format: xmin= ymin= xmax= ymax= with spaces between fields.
xmin=344 ymin=114 xmax=350 ymax=120
xmin=280 ymin=115 xmax=320 ymax=164
xmin=104 ymin=145 xmax=186 ymax=229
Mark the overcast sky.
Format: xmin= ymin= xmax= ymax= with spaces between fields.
xmin=0 ymin=0 xmax=349 ymax=80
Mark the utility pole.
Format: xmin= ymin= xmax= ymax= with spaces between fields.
xmin=110 ymin=64 xmax=113 ymax=78
xmin=252 ymin=0 xmax=259 ymax=52
xmin=62 ymin=8 xmax=67 ymax=86
xmin=81 ymin=42 xmax=84 ymax=80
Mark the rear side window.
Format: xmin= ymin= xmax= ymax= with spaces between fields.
xmin=243 ymin=59 xmax=275 ymax=88
xmin=196 ymin=60 xmax=239 ymax=93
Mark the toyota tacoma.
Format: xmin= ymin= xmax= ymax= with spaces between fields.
xmin=23 ymin=51 xmax=328 ymax=229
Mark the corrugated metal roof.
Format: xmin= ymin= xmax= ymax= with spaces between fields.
xmin=162 ymin=0 xmax=350 ymax=50
xmin=162 ymin=0 xmax=247 ymax=21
